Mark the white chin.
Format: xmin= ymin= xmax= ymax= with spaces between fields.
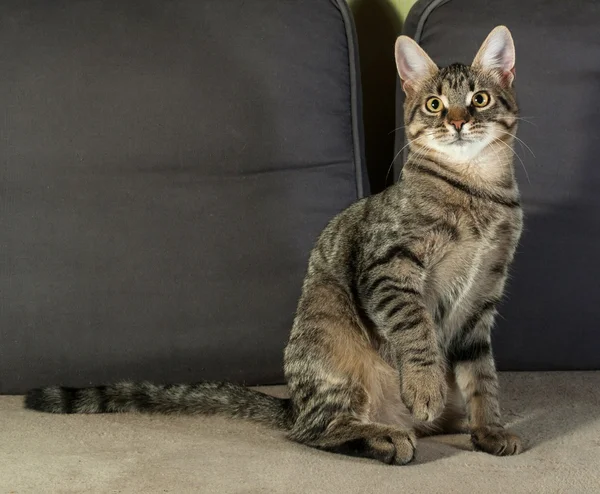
xmin=432 ymin=137 xmax=490 ymax=162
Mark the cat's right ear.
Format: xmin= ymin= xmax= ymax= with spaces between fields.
xmin=395 ymin=36 xmax=438 ymax=94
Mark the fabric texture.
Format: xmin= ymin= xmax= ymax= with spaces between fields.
xmin=2 ymin=372 xmax=600 ymax=492
xmin=395 ymin=0 xmax=600 ymax=370
xmin=0 ymin=0 xmax=367 ymax=393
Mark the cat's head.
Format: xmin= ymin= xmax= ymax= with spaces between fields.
xmin=395 ymin=26 xmax=517 ymax=164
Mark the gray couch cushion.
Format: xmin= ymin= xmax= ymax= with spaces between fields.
xmin=0 ymin=0 xmax=366 ymax=393
xmin=397 ymin=0 xmax=600 ymax=370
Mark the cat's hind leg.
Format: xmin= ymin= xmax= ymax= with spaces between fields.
xmin=286 ymin=345 xmax=416 ymax=465
xmin=306 ymin=415 xmax=416 ymax=465
xmin=288 ymin=391 xmax=416 ymax=465
xmin=285 ymin=281 xmax=415 ymax=464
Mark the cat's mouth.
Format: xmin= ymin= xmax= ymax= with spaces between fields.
xmin=447 ymin=135 xmax=472 ymax=146
xmin=426 ymin=131 xmax=491 ymax=160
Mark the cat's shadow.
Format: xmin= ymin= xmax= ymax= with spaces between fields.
xmin=496 ymin=372 xmax=600 ymax=452
xmin=418 ymin=371 xmax=600 ymax=463
xmin=417 ymin=434 xmax=470 ymax=462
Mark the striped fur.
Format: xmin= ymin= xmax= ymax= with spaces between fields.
xmin=26 ymin=26 xmax=524 ymax=464
xmin=26 ymin=381 xmax=293 ymax=428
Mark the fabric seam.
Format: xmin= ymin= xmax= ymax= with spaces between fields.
xmin=331 ymin=0 xmax=365 ymax=199
xmin=413 ymin=0 xmax=451 ymax=43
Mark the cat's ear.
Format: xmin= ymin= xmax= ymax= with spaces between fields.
xmin=472 ymin=26 xmax=516 ymax=86
xmin=395 ymin=36 xmax=438 ymax=94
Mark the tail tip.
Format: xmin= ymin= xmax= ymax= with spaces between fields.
xmin=24 ymin=386 xmax=68 ymax=413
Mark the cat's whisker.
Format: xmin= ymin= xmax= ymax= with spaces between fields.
xmin=388 ymin=124 xmax=409 ymax=135
xmin=396 ymin=135 xmax=431 ymax=181
xmin=513 ymin=116 xmax=537 ymax=127
xmin=386 ymin=134 xmax=428 ymax=184
xmin=495 ymin=130 xmax=536 ymax=158
xmin=492 ymin=136 xmax=531 ymax=184
xmin=386 ymin=145 xmax=408 ymax=185
xmin=402 ymin=143 xmax=432 ymax=184
xmin=487 ymin=138 xmax=503 ymax=168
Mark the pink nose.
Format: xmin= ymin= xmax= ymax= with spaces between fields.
xmin=450 ymin=120 xmax=466 ymax=131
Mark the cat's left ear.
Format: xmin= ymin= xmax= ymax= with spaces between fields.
xmin=472 ymin=26 xmax=516 ymax=87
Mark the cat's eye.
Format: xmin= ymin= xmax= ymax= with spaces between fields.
xmin=472 ymin=91 xmax=491 ymax=108
xmin=425 ymin=97 xmax=444 ymax=113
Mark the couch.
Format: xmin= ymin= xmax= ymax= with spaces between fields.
xmin=0 ymin=0 xmax=366 ymax=393
xmin=1 ymin=1 xmax=599 ymax=492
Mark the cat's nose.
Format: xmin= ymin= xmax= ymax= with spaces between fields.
xmin=450 ymin=119 xmax=466 ymax=131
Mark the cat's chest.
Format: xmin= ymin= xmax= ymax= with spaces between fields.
xmin=424 ymin=213 xmax=520 ymax=331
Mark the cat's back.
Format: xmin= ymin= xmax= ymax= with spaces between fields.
xmin=305 ymin=185 xmax=402 ymax=277
xmin=306 ymin=195 xmax=368 ymax=269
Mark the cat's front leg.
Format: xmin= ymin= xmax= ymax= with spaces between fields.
xmin=360 ymin=251 xmax=447 ymax=423
xmin=397 ymin=339 xmax=447 ymax=423
xmin=450 ymin=302 xmax=523 ymax=455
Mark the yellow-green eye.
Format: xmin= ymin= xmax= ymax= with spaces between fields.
xmin=472 ymin=91 xmax=490 ymax=108
xmin=425 ymin=97 xmax=443 ymax=113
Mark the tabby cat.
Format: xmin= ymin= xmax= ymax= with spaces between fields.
xmin=26 ymin=26 xmax=524 ymax=465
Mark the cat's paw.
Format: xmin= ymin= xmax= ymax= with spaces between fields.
xmin=401 ymin=364 xmax=447 ymax=422
xmin=471 ymin=426 xmax=523 ymax=456
xmin=390 ymin=429 xmax=417 ymax=465
xmin=365 ymin=430 xmax=416 ymax=465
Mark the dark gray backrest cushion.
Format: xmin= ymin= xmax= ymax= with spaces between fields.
xmin=397 ymin=0 xmax=600 ymax=370
xmin=1 ymin=0 xmax=366 ymax=393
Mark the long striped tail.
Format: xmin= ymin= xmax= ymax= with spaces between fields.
xmin=25 ymin=381 xmax=293 ymax=429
